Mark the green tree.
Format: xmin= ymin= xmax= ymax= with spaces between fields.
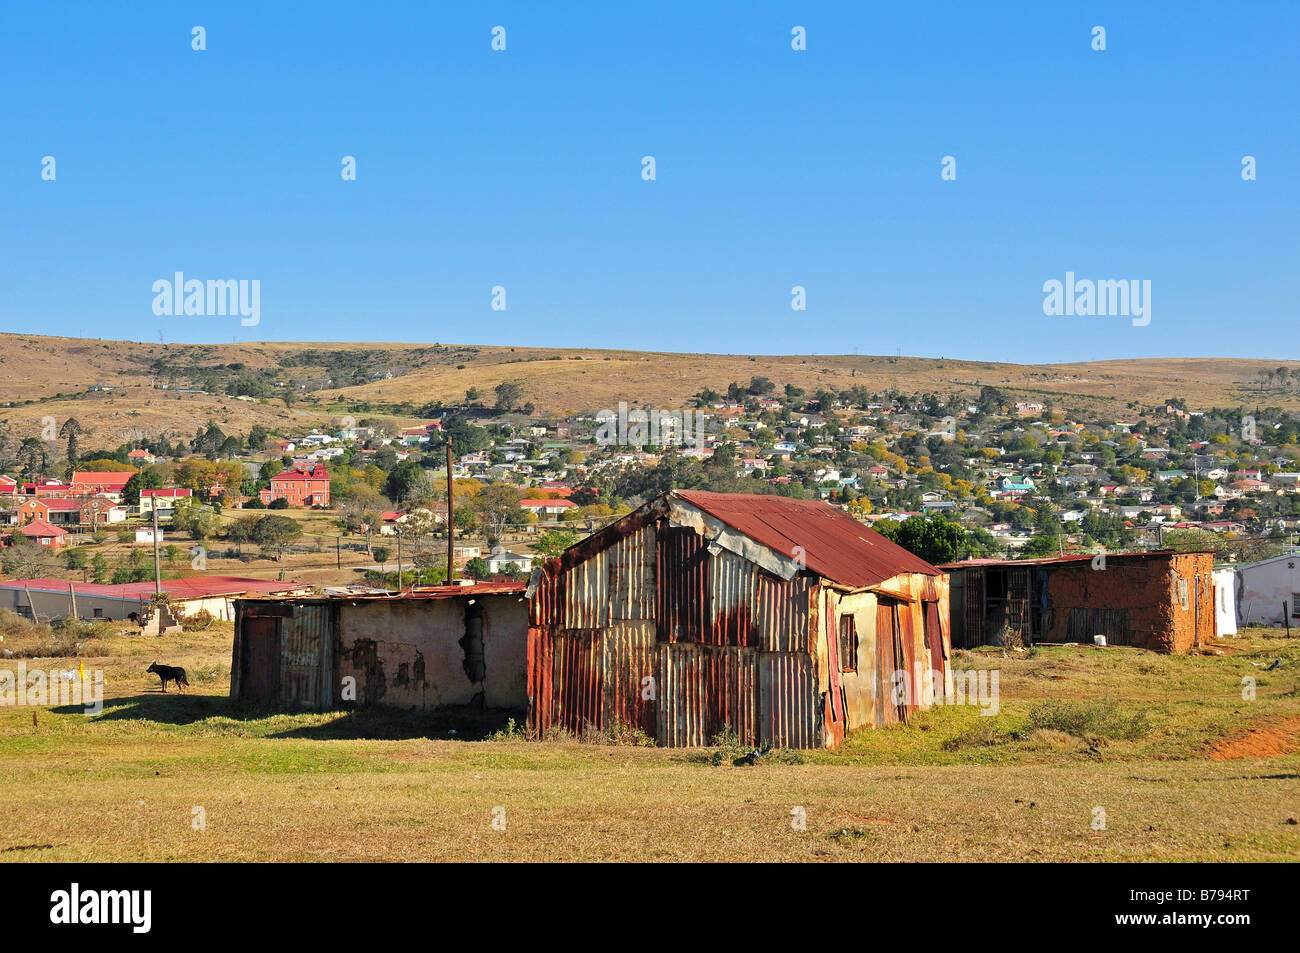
xmin=58 ymin=418 xmax=85 ymax=472
xmin=533 ymin=529 xmax=580 ymax=558
xmin=252 ymin=514 xmax=303 ymax=561
xmin=874 ymin=515 xmax=965 ymax=564
xmin=121 ymin=469 xmax=164 ymax=507
xmin=383 ymin=460 xmax=432 ymax=504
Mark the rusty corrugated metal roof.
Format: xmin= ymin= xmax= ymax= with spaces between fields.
xmin=937 ymin=549 xmax=1214 ymax=570
xmin=673 ymin=490 xmax=942 ymax=589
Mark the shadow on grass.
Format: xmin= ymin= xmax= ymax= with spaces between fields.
xmin=53 ymin=693 xmax=523 ymax=741
xmin=269 ymin=705 xmax=523 ymax=742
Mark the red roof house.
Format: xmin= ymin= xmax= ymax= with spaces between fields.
xmin=260 ymin=463 xmax=331 ymax=507
xmin=70 ymin=471 xmax=136 ymax=497
xmin=19 ymin=519 xmax=68 ymax=547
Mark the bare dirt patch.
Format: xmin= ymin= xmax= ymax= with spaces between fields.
xmin=1208 ymin=716 xmax=1300 ymax=760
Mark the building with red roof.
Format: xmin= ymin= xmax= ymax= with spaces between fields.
xmin=70 ymin=471 xmax=136 ymax=499
xmin=259 ymin=463 xmax=331 ymax=507
xmin=519 ymin=498 xmax=575 ymax=518
xmin=526 ymin=490 xmax=950 ymax=749
xmin=0 ymin=576 xmax=311 ymax=623
xmin=19 ymin=519 xmax=68 ymax=548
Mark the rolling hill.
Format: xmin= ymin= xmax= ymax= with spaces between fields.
xmin=1 ymin=333 xmax=1296 ymax=448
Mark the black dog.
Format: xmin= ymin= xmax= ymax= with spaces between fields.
xmin=146 ymin=661 xmax=189 ymax=693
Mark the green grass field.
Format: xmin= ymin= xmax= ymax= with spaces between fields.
xmin=1 ymin=616 xmax=1296 ymax=862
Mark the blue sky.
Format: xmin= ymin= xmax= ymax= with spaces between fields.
xmin=1 ymin=1 xmax=1296 ymax=362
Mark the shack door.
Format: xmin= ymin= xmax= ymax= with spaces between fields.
xmin=874 ymin=600 xmax=907 ymax=726
xmin=241 ymin=617 xmax=280 ymax=703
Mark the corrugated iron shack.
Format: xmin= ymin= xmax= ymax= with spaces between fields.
xmin=941 ymin=551 xmax=1215 ymax=653
xmin=230 ymin=583 xmax=529 ymax=711
xmin=526 ymin=490 xmax=950 ymax=749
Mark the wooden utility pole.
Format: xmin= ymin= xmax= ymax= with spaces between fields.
xmin=68 ymin=582 xmax=78 ymax=622
xmin=446 ymin=440 xmax=455 ymax=585
xmin=395 ymin=531 xmax=402 ymax=591
xmin=336 ymin=535 xmax=341 ymax=570
xmin=152 ymin=506 xmax=162 ymax=595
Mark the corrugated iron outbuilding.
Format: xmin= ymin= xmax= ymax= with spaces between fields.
xmin=526 ymin=490 xmax=950 ymax=749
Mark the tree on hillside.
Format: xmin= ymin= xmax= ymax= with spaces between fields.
xmin=494 ymin=381 xmax=524 ymax=412
xmin=58 ymin=418 xmax=85 ymax=473
xmin=16 ymin=437 xmax=47 ymax=481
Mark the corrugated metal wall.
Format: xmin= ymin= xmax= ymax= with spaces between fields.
xmin=529 ymin=516 xmax=828 ymax=747
xmin=279 ymin=604 xmax=332 ymax=709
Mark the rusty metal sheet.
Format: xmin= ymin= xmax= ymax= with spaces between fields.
xmin=705 ymin=646 xmax=758 ymax=745
xmin=758 ymin=651 xmax=819 ymax=749
xmin=526 ymin=626 xmax=554 ymax=737
xmin=564 ymin=549 xmax=610 ymax=630
xmin=601 ymin=622 xmax=656 ymax=735
xmin=753 ymin=573 xmax=811 ymax=653
xmin=551 ymin=629 xmax=602 ymax=734
xmin=675 ymin=489 xmax=942 ymax=589
xmin=279 ymin=604 xmax=332 ymax=709
xmin=709 ymin=550 xmax=756 ymax=646
xmin=658 ymin=642 xmax=707 ymax=746
xmin=609 ymin=525 xmax=655 ymax=622
xmin=238 ymin=615 xmax=279 ymax=703
xmin=656 ymin=524 xmax=708 ymax=643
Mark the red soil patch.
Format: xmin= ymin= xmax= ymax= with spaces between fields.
xmin=1207 ymin=717 xmax=1300 ymax=760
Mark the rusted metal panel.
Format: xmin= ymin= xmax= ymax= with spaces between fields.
xmin=707 ymin=646 xmax=758 ymax=744
xmin=551 ymin=629 xmax=602 ymax=734
xmin=709 ymin=550 xmax=756 ymax=646
xmin=601 ymin=622 xmax=656 ymax=735
xmin=238 ymin=615 xmax=279 ymax=703
xmin=875 ymin=600 xmax=906 ymax=725
xmin=564 ymin=549 xmax=610 ymax=630
xmin=675 ymin=490 xmax=942 ymax=588
xmin=656 ymin=524 xmax=708 ymax=643
xmin=279 ymin=603 xmax=331 ymax=709
xmin=753 ymin=572 xmax=810 ymax=652
xmin=526 ymin=626 xmax=553 ymax=737
xmin=1006 ymin=567 xmax=1029 ymax=642
xmin=758 ymin=651 xmax=819 ymax=748
xmin=609 ymin=525 xmax=655 ymax=622
xmin=658 ymin=642 xmax=706 ymax=746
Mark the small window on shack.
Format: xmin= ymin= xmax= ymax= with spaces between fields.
xmin=838 ymin=614 xmax=858 ymax=673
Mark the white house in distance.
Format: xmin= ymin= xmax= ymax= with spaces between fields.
xmin=135 ymin=527 xmax=163 ymax=545
xmin=139 ymin=487 xmax=193 ymax=517
xmin=485 ymin=549 xmax=532 ymax=574
xmin=1235 ymin=552 xmax=1300 ymax=627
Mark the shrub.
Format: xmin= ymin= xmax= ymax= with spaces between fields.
xmin=181 ymin=609 xmax=214 ymax=632
xmin=1028 ymin=700 xmax=1149 ymax=741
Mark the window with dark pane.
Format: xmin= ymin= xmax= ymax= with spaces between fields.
xmin=838 ymin=613 xmax=858 ymax=673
